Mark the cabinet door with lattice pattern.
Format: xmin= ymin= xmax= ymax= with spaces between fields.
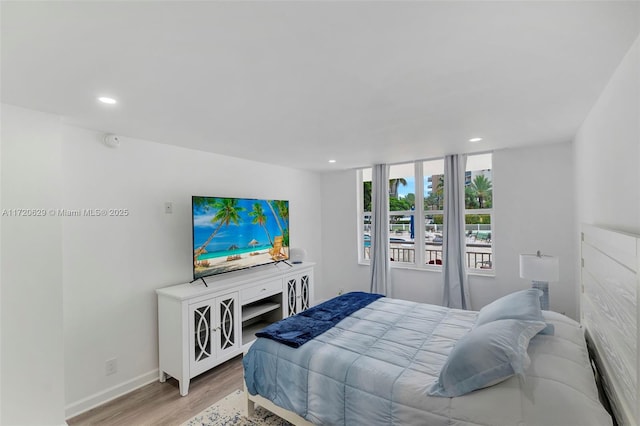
xmin=188 ymin=292 xmax=239 ymax=376
xmin=299 ymin=274 xmax=311 ymax=312
xmin=284 ymin=270 xmax=313 ymax=317
xmin=285 ymin=277 xmax=298 ymax=317
xmin=214 ymin=294 xmax=239 ymax=358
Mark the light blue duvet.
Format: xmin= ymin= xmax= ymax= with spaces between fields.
xmin=243 ymin=298 xmax=611 ymax=425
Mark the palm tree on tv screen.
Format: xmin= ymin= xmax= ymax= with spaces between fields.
xmin=193 ymin=197 xmax=245 ymax=265
xmin=249 ymin=202 xmax=274 ymax=246
xmin=267 ymin=201 xmax=283 ymax=236
xmin=270 ymin=200 xmax=289 ymax=246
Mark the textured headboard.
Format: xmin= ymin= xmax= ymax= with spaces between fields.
xmin=581 ymin=224 xmax=639 ymax=426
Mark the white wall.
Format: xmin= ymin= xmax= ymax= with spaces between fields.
xmin=60 ymin=126 xmax=323 ymax=416
xmin=573 ymin=36 xmax=639 ymax=321
xmin=320 ymin=171 xmax=369 ymax=300
xmin=575 ymin=36 xmax=639 ymax=235
xmin=0 ymin=104 xmax=323 ymax=422
xmin=320 ymin=141 xmax=578 ymax=318
xmin=492 ymin=142 xmax=576 ymax=317
xmin=1 ymin=105 xmax=66 ymax=425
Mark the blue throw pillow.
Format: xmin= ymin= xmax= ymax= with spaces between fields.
xmin=476 ymin=289 xmax=545 ymax=326
xmin=428 ymin=319 xmax=546 ymax=397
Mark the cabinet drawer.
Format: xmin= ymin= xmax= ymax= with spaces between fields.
xmin=241 ymin=279 xmax=282 ymax=304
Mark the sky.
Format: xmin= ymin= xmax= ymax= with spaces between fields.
xmin=396 ymin=176 xmax=435 ymax=198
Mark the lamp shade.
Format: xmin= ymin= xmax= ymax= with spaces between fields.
xmin=519 ymin=253 xmax=559 ymax=282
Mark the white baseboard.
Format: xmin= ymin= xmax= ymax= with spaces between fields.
xmin=65 ymin=369 xmax=158 ymax=420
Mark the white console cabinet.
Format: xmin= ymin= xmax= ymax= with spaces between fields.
xmin=156 ymin=262 xmax=314 ymax=396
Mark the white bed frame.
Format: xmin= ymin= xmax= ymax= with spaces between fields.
xmin=581 ymin=224 xmax=640 ymax=426
xmin=244 ymin=382 xmax=313 ymax=426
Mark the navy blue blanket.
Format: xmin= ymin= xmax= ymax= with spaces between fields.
xmin=255 ymin=291 xmax=384 ymax=348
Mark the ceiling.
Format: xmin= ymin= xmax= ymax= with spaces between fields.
xmin=2 ymin=1 xmax=639 ymax=172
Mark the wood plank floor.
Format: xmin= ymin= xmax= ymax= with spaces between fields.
xmin=67 ymin=356 xmax=244 ymax=426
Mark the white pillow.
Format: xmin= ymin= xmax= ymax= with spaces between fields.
xmin=428 ymin=319 xmax=546 ymax=397
xmin=476 ymin=288 xmax=545 ymax=325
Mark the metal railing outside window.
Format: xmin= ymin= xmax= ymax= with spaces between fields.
xmin=363 ymin=242 xmax=492 ymax=269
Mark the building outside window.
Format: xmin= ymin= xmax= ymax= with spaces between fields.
xmin=359 ymin=153 xmax=492 ymax=272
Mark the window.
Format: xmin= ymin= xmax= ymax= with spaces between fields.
xmin=388 ymin=163 xmax=416 ymax=264
xmin=361 ymin=164 xmax=417 ymax=265
xmin=359 ymin=153 xmax=493 ymax=272
xmin=464 ymin=154 xmax=493 ymax=270
xmin=423 ymin=159 xmax=445 ymax=266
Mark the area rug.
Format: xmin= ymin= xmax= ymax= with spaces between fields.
xmin=182 ymin=390 xmax=292 ymax=426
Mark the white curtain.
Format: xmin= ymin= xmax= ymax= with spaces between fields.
xmin=369 ymin=164 xmax=390 ymax=296
xmin=442 ymin=154 xmax=470 ymax=309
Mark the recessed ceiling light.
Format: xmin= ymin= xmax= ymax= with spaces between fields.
xmin=98 ymin=97 xmax=117 ymax=104
xmin=328 ymin=159 xmax=337 ymax=163
xmin=469 ymin=137 xmax=483 ymax=143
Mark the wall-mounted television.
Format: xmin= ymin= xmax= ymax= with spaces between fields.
xmin=192 ymin=196 xmax=289 ymax=279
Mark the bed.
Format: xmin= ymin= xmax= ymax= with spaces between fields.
xmin=242 ymin=225 xmax=639 ymax=425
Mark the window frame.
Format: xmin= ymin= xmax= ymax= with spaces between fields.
xmin=358 ymin=155 xmax=494 ymax=275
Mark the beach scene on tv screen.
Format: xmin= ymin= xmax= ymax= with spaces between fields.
xmin=193 ymin=197 xmax=289 ymax=278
